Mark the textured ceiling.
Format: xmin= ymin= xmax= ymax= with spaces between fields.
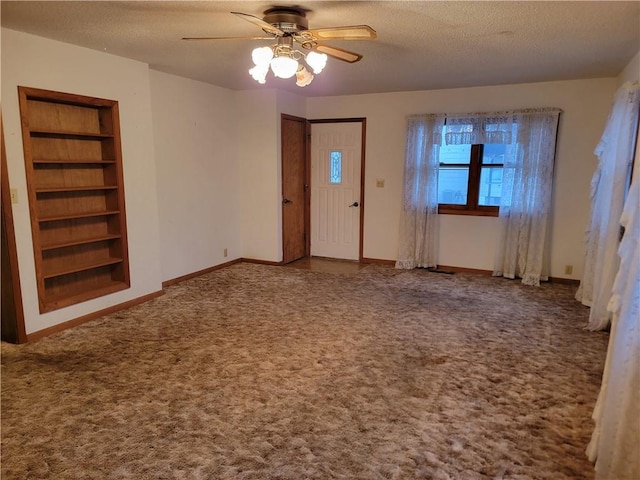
xmin=1 ymin=1 xmax=639 ymax=97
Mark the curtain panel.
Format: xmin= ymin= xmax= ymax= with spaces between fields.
xmin=493 ymin=110 xmax=561 ymax=286
xmin=576 ymin=82 xmax=640 ymax=330
xmin=586 ymin=175 xmax=640 ymax=480
xmin=396 ymin=114 xmax=445 ymax=269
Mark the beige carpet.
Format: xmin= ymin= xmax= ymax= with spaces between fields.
xmin=1 ymin=263 xmax=609 ymax=479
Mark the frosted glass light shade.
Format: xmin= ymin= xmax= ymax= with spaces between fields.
xmin=295 ymin=66 xmax=314 ymax=87
xmin=306 ymin=51 xmax=328 ymax=74
xmin=270 ymin=56 xmax=298 ymax=79
xmin=249 ymin=64 xmax=269 ymax=84
xmin=252 ymin=46 xmax=273 ymax=66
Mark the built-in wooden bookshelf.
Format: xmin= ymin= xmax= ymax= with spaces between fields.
xmin=18 ymin=86 xmax=130 ymax=313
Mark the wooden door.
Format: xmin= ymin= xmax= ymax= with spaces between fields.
xmin=310 ymin=121 xmax=363 ymax=260
xmin=1 ymin=117 xmax=27 ymax=343
xmin=281 ymin=115 xmax=309 ymax=263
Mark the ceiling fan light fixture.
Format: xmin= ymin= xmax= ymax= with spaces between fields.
xmin=295 ymin=66 xmax=314 ymax=87
xmin=251 ymin=46 xmax=274 ymax=66
xmin=270 ymin=55 xmax=299 ymax=79
xmin=305 ymin=51 xmax=328 ymax=74
xmin=185 ymin=8 xmax=375 ymax=88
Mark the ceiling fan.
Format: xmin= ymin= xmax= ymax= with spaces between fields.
xmin=182 ymin=7 xmax=377 ymax=87
xmin=183 ymin=7 xmax=377 ymax=63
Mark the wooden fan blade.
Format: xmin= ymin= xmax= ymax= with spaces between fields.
xmin=182 ymin=36 xmax=273 ymax=41
xmin=313 ymin=43 xmax=363 ymax=63
xmin=307 ymin=25 xmax=377 ymax=40
xmin=231 ymin=11 xmax=284 ymax=36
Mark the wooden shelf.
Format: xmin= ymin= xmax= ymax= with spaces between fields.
xmin=19 ymin=86 xmax=130 ymax=313
xmin=42 ymin=278 xmax=129 ymax=313
xmin=36 ymin=185 xmax=118 ymax=193
xmin=39 ymin=210 xmax=120 ymax=223
xmin=41 ymin=234 xmax=121 ymax=251
xmin=33 ymin=159 xmax=116 ymax=164
xmin=43 ymin=257 xmax=123 ymax=279
xmin=30 ymin=129 xmax=114 ymax=139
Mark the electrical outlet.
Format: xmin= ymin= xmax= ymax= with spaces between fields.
xmin=224 ymin=248 xmax=228 ymax=258
xmin=10 ymin=188 xmax=18 ymax=204
xmin=564 ymin=265 xmax=573 ymax=275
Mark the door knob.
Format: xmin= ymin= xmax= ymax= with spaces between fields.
xmin=349 ymin=201 xmax=359 ymax=207
xmin=283 ymin=198 xmax=293 ymax=205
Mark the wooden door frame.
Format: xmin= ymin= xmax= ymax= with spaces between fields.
xmin=309 ymin=118 xmax=366 ymax=261
xmin=281 ymin=113 xmax=311 ymax=262
xmin=1 ymin=116 xmax=27 ymax=343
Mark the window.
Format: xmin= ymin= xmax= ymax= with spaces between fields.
xmin=330 ymin=151 xmax=342 ymax=184
xmin=399 ymin=108 xmax=561 ymax=281
xmin=437 ymin=128 xmax=505 ymax=216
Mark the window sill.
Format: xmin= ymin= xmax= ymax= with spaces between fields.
xmin=438 ymin=206 xmax=499 ymax=217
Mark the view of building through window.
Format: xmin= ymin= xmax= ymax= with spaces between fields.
xmin=438 ymin=143 xmax=471 ymax=205
xmin=438 ymin=130 xmax=505 ymax=209
xmin=479 ymin=143 xmax=505 ymax=206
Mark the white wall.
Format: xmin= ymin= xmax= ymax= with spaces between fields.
xmin=150 ymin=81 xmax=307 ymax=268
xmin=149 ymin=70 xmax=241 ymax=281
xmin=236 ymin=89 xmax=281 ymax=261
xmin=617 ymin=51 xmax=640 ymax=85
xmin=1 ymin=28 xmax=162 ymax=334
xmin=307 ymin=78 xmax=617 ymax=277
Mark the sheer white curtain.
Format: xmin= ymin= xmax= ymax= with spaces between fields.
xmin=576 ymin=82 xmax=640 ymax=330
xmin=396 ymin=114 xmax=445 ymax=269
xmin=587 ymin=174 xmax=640 ymax=480
xmin=493 ymin=109 xmax=561 ymax=286
xmin=443 ymin=114 xmax=513 ymax=145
